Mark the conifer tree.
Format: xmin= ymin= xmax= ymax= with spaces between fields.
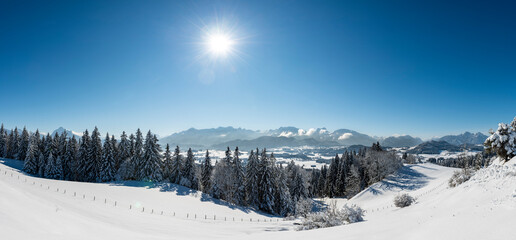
xmin=23 ymin=133 xmax=39 ymax=175
xmin=170 ymin=146 xmax=182 ymax=184
xmin=231 ymin=147 xmax=245 ymax=205
xmin=200 ymin=150 xmax=213 ymax=193
xmin=99 ymin=133 xmax=117 ymax=182
xmin=180 ymin=148 xmax=197 ymax=189
xmin=63 ymin=136 xmax=78 ymax=180
xmin=162 ymin=144 xmax=173 ymax=181
xmin=275 ymin=163 xmax=293 ymax=216
xmin=140 ymin=131 xmax=162 ymax=182
xmin=77 ymin=130 xmax=92 ymax=182
xmin=0 ymin=124 xmax=6 ymax=158
xmin=257 ymin=149 xmax=275 ymax=213
xmin=18 ymin=127 xmax=29 ymax=161
xmin=89 ymin=127 xmax=103 ymax=182
xmin=245 ymin=149 xmax=260 ymax=207
xmin=131 ymin=129 xmax=144 ymax=179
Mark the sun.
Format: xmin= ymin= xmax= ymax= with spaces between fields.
xmin=206 ymin=32 xmax=234 ymax=57
xmin=207 ymin=33 xmax=233 ymax=55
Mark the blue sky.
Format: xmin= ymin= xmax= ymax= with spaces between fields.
xmin=0 ymin=0 xmax=514 ymax=139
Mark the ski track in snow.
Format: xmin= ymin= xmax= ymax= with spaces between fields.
xmin=1 ymin=157 xmax=515 ymax=240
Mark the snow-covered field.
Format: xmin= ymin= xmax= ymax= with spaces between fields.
xmin=1 ymin=157 xmax=515 ymax=239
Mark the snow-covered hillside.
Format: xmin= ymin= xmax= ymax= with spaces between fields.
xmin=1 ymin=157 xmax=515 ymax=239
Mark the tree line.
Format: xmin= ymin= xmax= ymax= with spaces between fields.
xmin=0 ymin=125 xmax=309 ymax=216
xmin=308 ymin=142 xmax=403 ymax=199
xmin=0 ymin=125 xmax=404 ymax=216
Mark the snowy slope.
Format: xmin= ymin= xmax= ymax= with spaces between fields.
xmin=245 ymin=159 xmax=516 ymax=240
xmin=0 ymin=158 xmax=291 ymax=240
xmin=2 ymin=158 xmax=515 ymax=239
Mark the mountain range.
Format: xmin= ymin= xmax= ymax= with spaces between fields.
xmin=45 ymin=126 xmax=488 ymax=151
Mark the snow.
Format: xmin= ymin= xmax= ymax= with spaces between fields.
xmin=1 ymin=157 xmax=516 ymax=239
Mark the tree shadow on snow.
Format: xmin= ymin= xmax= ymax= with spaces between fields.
xmin=364 ymin=165 xmax=434 ymax=195
xmin=0 ymin=158 xmax=24 ymax=171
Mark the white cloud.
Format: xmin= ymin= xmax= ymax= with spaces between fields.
xmin=279 ymin=131 xmax=294 ymax=137
xmin=297 ymin=129 xmax=306 ymax=135
xmin=338 ymin=133 xmax=353 ymax=140
xmin=306 ymin=128 xmax=316 ymax=136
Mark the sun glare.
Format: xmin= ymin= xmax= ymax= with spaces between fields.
xmin=206 ymin=33 xmax=234 ymax=57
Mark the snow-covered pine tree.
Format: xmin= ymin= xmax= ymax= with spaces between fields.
xmin=118 ymin=132 xmax=131 ymax=165
xmin=110 ymin=135 xmax=119 ymax=171
xmin=131 ymin=129 xmax=144 ymax=180
xmin=200 ymin=150 xmax=213 ymax=193
xmin=485 ymin=118 xmax=516 ymax=161
xmin=77 ymin=130 xmax=92 ymax=182
xmin=18 ymin=127 xmax=29 ymax=161
xmin=308 ymin=168 xmax=320 ymax=197
xmin=231 ymin=147 xmax=246 ymax=205
xmin=63 ymin=136 xmax=78 ymax=180
xmin=162 ymin=144 xmax=173 ymax=182
xmin=257 ymin=149 xmax=276 ymax=214
xmin=274 ymin=163 xmax=293 ymax=216
xmin=37 ymin=151 xmax=46 ymax=177
xmin=317 ymin=165 xmax=328 ymax=197
xmin=211 ymin=149 xmax=231 ymax=200
xmin=180 ymin=148 xmax=197 ymax=189
xmin=170 ymin=146 xmax=182 ymax=184
xmin=89 ymin=127 xmax=103 ymax=182
xmin=140 ymin=131 xmax=163 ymax=182
xmin=99 ymin=133 xmax=117 ymax=182
xmin=245 ymin=149 xmax=260 ymax=207
xmin=289 ymin=163 xmax=307 ymax=202
xmin=44 ymin=150 xmax=58 ymax=179
xmin=335 ymin=153 xmax=347 ymax=196
xmin=23 ymin=133 xmax=39 ymax=175
xmin=0 ymin=124 xmax=6 ymax=158
xmin=7 ymin=128 xmax=17 ymax=159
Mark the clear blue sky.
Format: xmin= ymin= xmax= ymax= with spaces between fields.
xmin=1 ymin=0 xmax=515 ymax=139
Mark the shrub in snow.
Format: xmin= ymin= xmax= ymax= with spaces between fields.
xmin=484 ymin=117 xmax=516 ymax=161
xmin=448 ymin=168 xmax=475 ymax=187
xmin=394 ymin=193 xmax=414 ymax=208
xmin=298 ymin=201 xmax=363 ymax=230
xmin=294 ymin=198 xmax=314 ymax=217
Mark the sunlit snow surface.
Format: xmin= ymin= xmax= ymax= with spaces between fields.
xmin=1 ymin=157 xmax=515 ymax=240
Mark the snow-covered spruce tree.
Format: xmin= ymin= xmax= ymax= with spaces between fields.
xmin=211 ymin=150 xmax=230 ymax=200
xmin=118 ymin=132 xmax=135 ymax=180
xmin=231 ymin=147 xmax=246 ymax=205
xmin=0 ymin=124 xmax=6 ymax=158
xmin=180 ymin=148 xmax=197 ymax=189
xmin=170 ymin=146 xmax=182 ymax=184
xmin=99 ymin=133 xmax=117 ymax=182
xmin=308 ymin=168 xmax=320 ymax=197
xmin=23 ymin=133 xmax=40 ymax=175
xmin=257 ymin=149 xmax=276 ymax=214
xmin=7 ymin=128 xmax=18 ymax=159
xmin=118 ymin=131 xmax=131 ymax=170
xmin=325 ymin=154 xmax=340 ymax=197
xmin=77 ymin=130 xmax=92 ymax=182
xmin=110 ymin=135 xmax=119 ymax=171
xmin=89 ymin=127 xmax=103 ymax=182
xmin=245 ymin=149 xmax=260 ymax=207
xmin=45 ymin=150 xmax=62 ymax=179
xmin=162 ymin=144 xmax=173 ymax=182
xmin=335 ymin=154 xmax=347 ymax=196
xmin=485 ymin=117 xmax=516 ymax=161
xmin=274 ymin=162 xmax=293 ymax=216
xmin=139 ymin=131 xmax=162 ymax=182
xmin=63 ymin=136 xmax=78 ymax=181
xmin=289 ymin=163 xmax=308 ymax=203
xmin=200 ymin=150 xmax=213 ymax=193
xmin=132 ymin=129 xmax=144 ymax=180
xmin=18 ymin=127 xmax=29 ymax=161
